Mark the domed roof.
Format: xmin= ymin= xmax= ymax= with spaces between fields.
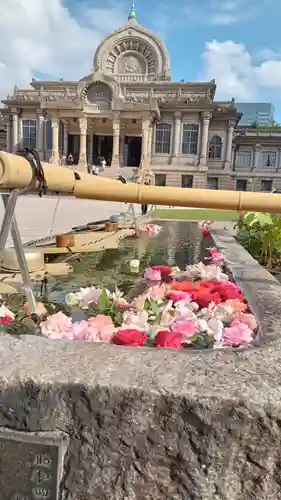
xmin=93 ymin=2 xmax=171 ymax=81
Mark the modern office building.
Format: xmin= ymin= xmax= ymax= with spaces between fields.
xmin=236 ymin=103 xmax=275 ymax=126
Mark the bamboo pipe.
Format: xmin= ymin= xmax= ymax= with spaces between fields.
xmin=1 ymin=151 xmax=281 ymax=213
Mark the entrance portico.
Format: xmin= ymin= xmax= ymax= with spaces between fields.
xmin=50 ymin=115 xmax=149 ymax=170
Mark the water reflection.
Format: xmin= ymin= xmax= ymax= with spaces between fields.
xmin=48 ymin=221 xmax=202 ymax=304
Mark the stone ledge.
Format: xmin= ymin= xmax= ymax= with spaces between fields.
xmin=0 ymin=228 xmax=281 ymax=498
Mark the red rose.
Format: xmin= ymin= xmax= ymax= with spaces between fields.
xmin=194 ymin=291 xmax=221 ymax=308
xmin=154 ymin=330 xmax=182 ymax=349
xmin=152 ymin=265 xmax=172 ymax=277
xmin=0 ymin=315 xmax=13 ymax=325
xmin=198 ymin=281 xmax=216 ymax=291
xmin=171 ymin=280 xmax=197 ymax=293
xmin=112 ymin=329 xmax=147 ymax=347
xmin=212 ymin=283 xmax=244 ymax=302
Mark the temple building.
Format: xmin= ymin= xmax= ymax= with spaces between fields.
xmin=1 ymin=1 xmax=281 ymax=191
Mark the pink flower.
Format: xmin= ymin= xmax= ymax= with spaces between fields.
xmin=40 ymin=312 xmax=73 ymax=340
xmin=87 ymin=315 xmax=115 ymax=342
xmin=71 ymin=320 xmax=90 ymax=341
xmin=166 ymin=290 xmax=191 ymax=303
xmin=151 ymin=265 xmax=172 ymax=277
xmin=231 ymin=313 xmax=258 ymax=330
xmin=131 ymin=294 xmax=147 ymax=311
xmin=143 ymin=267 xmax=162 ymax=281
xmin=206 ymin=249 xmax=224 ymax=265
xmin=224 ymin=299 xmax=247 ymax=313
xmin=148 ymin=284 xmax=169 ymax=300
xmin=115 ymin=298 xmax=130 ymax=310
xmin=171 ymin=320 xmax=198 ymax=338
xmin=154 ymin=330 xmax=182 ymax=349
xmin=223 ymin=323 xmax=254 ymax=346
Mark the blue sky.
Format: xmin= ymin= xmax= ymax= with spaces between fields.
xmin=1 ymin=0 xmax=281 ymax=120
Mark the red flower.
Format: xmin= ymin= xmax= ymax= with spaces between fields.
xmin=212 ymin=282 xmax=244 ymax=302
xmin=151 ymin=265 xmax=172 ymax=277
xmin=194 ymin=291 xmax=221 ymax=308
xmin=154 ymin=330 xmax=182 ymax=349
xmin=171 ymin=280 xmax=197 ymax=293
xmin=112 ymin=329 xmax=147 ymax=347
xmin=198 ymin=281 xmax=216 ymax=291
xmin=0 ymin=315 xmax=13 ymax=325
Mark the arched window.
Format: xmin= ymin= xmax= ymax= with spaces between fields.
xmin=209 ymin=135 xmax=222 ymax=159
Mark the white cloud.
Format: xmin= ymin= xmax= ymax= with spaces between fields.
xmin=201 ymin=40 xmax=281 ymax=100
xmin=0 ymin=0 xmax=125 ymax=99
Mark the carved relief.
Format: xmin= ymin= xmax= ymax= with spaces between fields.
xmin=118 ymin=54 xmax=145 ymax=74
xmin=6 ymin=91 xmax=39 ymax=102
xmin=43 ymin=91 xmax=76 ymax=104
xmin=105 ymin=38 xmax=156 ymax=76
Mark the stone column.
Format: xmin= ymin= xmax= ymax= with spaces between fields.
xmin=111 ymin=117 xmax=120 ymax=167
xmin=78 ymin=117 xmax=87 ymax=170
xmin=12 ymin=113 xmax=18 ymax=153
xmin=63 ymin=123 xmax=69 ymax=156
xmin=18 ymin=115 xmax=23 ymax=150
xmin=276 ymin=148 xmax=281 ymax=170
xmin=225 ymin=121 xmax=235 ymax=169
xmin=5 ymin=120 xmax=11 ymax=152
xmin=173 ymin=112 xmax=182 ymax=157
xmin=50 ymin=117 xmax=60 ymax=165
xmin=88 ymin=132 xmax=94 ymax=164
xmin=253 ymin=145 xmax=262 ymax=169
xmin=119 ymin=135 xmax=125 ymax=167
xmin=140 ymin=119 xmax=150 ymax=166
xmin=36 ymin=112 xmax=44 ymax=158
xmin=199 ymin=112 xmax=211 ymax=166
xmin=147 ymin=123 xmax=153 ymax=160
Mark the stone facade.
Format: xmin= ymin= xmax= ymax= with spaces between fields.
xmin=1 ymin=9 xmax=281 ymax=191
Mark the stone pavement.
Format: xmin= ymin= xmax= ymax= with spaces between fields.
xmin=1 ymin=195 xmax=142 ymax=247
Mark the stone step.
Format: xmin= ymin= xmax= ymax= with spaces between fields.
xmin=98 ymin=167 xmax=138 ymax=181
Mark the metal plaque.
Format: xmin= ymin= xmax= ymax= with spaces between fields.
xmin=0 ymin=428 xmax=67 ymax=500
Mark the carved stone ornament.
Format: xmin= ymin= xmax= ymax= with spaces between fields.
xmin=43 ymin=92 xmax=76 ymax=103
xmin=105 ymin=38 xmax=156 ymax=75
xmin=7 ymin=91 xmax=39 ymax=101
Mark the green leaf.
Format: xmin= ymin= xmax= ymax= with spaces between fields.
xmin=99 ymin=288 xmax=110 ymax=311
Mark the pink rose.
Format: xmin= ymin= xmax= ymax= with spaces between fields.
xmin=40 ymin=312 xmax=73 ymax=340
xmin=231 ymin=313 xmax=258 ymax=330
xmin=154 ymin=330 xmax=182 ymax=349
xmin=223 ymin=323 xmax=253 ymax=346
xmin=166 ymin=290 xmax=191 ymax=303
xmin=171 ymin=320 xmax=198 ymax=338
xmin=224 ymin=299 xmax=247 ymax=313
xmin=206 ymin=250 xmax=224 ymax=265
xmin=71 ymin=320 xmax=89 ymax=341
xmin=143 ymin=267 xmax=162 ymax=281
xmin=87 ymin=314 xmax=115 ymax=342
xmin=148 ymin=284 xmax=169 ymax=300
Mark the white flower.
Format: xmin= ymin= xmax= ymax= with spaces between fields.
xmin=184 ymin=262 xmax=222 ymax=281
xmin=0 ymin=305 xmax=14 ymax=319
xmin=65 ymin=292 xmax=80 ymax=307
xmin=75 ymin=286 xmax=101 ymax=309
xmin=208 ymin=318 xmax=224 ymax=348
xmin=129 ymin=259 xmax=140 ymax=273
